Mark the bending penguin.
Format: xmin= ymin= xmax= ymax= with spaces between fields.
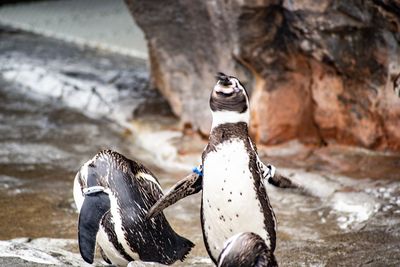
xmin=217 ymin=232 xmax=278 ymax=267
xmin=147 ymin=73 xmax=299 ymax=264
xmin=73 ymin=150 xmax=194 ymax=266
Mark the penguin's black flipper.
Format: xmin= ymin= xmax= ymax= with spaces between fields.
xmin=78 ymin=192 xmax=110 ymax=264
xmin=254 ymin=153 xmax=301 ymax=190
xmin=268 ymin=171 xmax=299 ymax=189
xmin=269 ymin=172 xmax=314 ymax=197
xmin=146 ymin=172 xmax=202 ymax=219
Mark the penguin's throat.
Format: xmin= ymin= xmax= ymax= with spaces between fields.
xmin=209 ymin=121 xmax=249 ymax=142
xmin=211 ymin=110 xmax=250 ymax=129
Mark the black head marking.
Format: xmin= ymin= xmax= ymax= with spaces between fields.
xmin=216 ymin=72 xmax=232 ymax=86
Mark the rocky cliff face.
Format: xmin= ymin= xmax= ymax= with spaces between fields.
xmin=125 ymin=0 xmax=400 ymax=151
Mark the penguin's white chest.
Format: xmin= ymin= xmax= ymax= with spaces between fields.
xmin=202 ymin=139 xmax=269 ymax=260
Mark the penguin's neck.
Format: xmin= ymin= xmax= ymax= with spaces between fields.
xmin=211 ymin=110 xmax=250 ymax=130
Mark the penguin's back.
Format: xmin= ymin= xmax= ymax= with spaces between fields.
xmin=75 ymin=150 xmax=194 ymax=265
xmin=102 ymin=151 xmax=194 ymax=264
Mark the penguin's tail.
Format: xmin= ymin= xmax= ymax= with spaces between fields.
xmin=174 ymin=235 xmax=195 ymax=263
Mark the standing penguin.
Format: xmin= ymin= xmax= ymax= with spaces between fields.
xmin=147 ymin=73 xmax=298 ymax=264
xmin=73 ymin=150 xmax=194 ymax=266
xmin=200 ymin=72 xmax=278 ymax=262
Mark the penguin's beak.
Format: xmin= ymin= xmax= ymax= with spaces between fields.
xmin=216 ymin=72 xmax=232 ymax=86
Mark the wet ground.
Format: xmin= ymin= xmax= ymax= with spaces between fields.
xmin=0 ymin=0 xmax=147 ymax=58
xmin=1 ymin=29 xmax=400 ymax=266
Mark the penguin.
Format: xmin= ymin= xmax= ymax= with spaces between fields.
xmin=147 ymin=73 xmax=299 ymax=264
xmin=199 ymin=72 xmax=277 ymax=263
xmin=217 ymin=232 xmax=278 ymax=267
xmin=73 ymin=150 xmax=194 ymax=266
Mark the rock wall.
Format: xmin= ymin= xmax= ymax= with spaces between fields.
xmin=125 ymin=0 xmax=400 ymax=151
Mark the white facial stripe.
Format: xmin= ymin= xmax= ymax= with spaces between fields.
xmin=80 ymin=161 xmax=91 ymax=187
xmin=232 ymin=79 xmax=239 ymax=88
xmin=214 ymin=84 xmax=235 ymax=94
xmin=216 ymin=78 xmax=243 ymax=91
xmin=73 ymin=159 xmax=94 ymax=212
xmin=73 ymin=173 xmax=84 ymax=212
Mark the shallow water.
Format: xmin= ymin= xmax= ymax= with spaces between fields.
xmin=1 ymin=29 xmax=400 ymax=267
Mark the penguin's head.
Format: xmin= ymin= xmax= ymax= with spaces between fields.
xmin=210 ymin=72 xmax=250 ymax=128
xmin=217 ymin=232 xmax=278 ymax=267
xmin=73 ymin=155 xmax=109 ymax=211
xmin=73 ymin=153 xmax=112 ymax=265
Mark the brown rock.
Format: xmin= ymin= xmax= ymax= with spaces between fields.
xmin=125 ymin=0 xmax=400 ymax=151
xmin=251 ymin=56 xmax=321 ymax=145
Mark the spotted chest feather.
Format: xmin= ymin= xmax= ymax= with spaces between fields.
xmin=201 ymin=137 xmax=275 ymax=263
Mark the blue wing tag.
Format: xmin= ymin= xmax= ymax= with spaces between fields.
xmin=192 ymin=166 xmax=203 ymax=177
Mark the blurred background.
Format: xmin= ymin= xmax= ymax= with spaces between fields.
xmin=0 ymin=0 xmax=399 ymax=266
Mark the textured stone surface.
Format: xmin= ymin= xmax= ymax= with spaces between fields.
xmin=125 ymin=0 xmax=400 ymax=150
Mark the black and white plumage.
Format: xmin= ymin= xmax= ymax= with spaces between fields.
xmin=147 ymin=73 xmax=301 ymax=264
xmin=200 ymin=73 xmax=276 ymax=262
xmin=217 ymin=232 xmax=278 ymax=267
xmin=73 ymin=150 xmax=194 ymax=266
